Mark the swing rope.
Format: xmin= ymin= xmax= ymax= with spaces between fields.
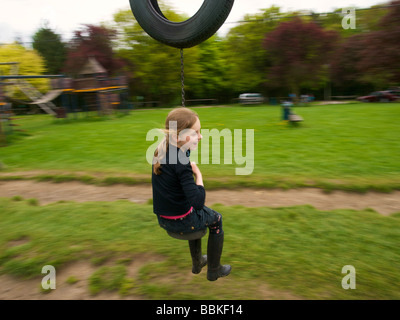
xmin=180 ymin=48 xmax=185 ymax=107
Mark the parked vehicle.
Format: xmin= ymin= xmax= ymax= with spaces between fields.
xmin=239 ymin=93 xmax=265 ymax=105
xmin=357 ymin=91 xmax=398 ymax=102
xmin=387 ymin=89 xmax=400 ymax=99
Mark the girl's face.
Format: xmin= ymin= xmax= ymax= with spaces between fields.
xmin=178 ymin=118 xmax=202 ymax=151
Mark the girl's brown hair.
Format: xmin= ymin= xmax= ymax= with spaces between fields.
xmin=153 ymin=107 xmax=199 ymax=175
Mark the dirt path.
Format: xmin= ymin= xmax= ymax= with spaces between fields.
xmin=1 ymin=180 xmax=399 ymax=215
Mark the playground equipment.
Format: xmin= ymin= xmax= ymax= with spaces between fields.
xmin=130 ymin=1 xmax=233 ymax=280
xmin=129 ymin=0 xmax=234 ymax=107
xmin=0 ymin=97 xmax=12 ymax=146
xmin=0 ymin=83 xmax=26 ymax=146
xmin=129 ymin=0 xmax=234 ymax=49
xmin=52 ymin=57 xmax=130 ymax=118
xmin=0 ymin=58 xmax=130 ymax=119
xmin=281 ymin=100 xmax=304 ymax=125
xmin=0 ymin=62 xmax=63 ymax=116
xmin=0 ymin=63 xmax=60 ymax=145
xmin=0 ymin=58 xmax=130 ymax=144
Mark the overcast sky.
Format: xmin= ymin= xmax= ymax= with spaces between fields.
xmin=0 ymin=0 xmax=385 ymax=45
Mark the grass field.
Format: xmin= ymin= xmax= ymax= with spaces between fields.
xmin=1 ymin=102 xmax=400 ymax=192
xmin=1 ymin=102 xmax=400 ymax=299
xmin=1 ymin=197 xmax=400 ymax=299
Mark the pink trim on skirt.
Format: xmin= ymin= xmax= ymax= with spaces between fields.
xmin=160 ymin=207 xmax=193 ymax=220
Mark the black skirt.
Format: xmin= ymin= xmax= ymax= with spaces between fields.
xmin=157 ymin=206 xmax=222 ymax=234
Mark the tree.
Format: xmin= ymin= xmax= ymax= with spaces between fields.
xmin=331 ymin=1 xmax=400 ymax=91
xmin=0 ymin=43 xmax=49 ymax=100
xmin=330 ymin=33 xmax=369 ymax=94
xmin=314 ymin=5 xmax=388 ymax=38
xmin=64 ymin=24 xmax=125 ymax=76
xmin=355 ymin=0 xmax=400 ymax=88
xmin=32 ymin=26 xmax=67 ymax=74
xmin=263 ymin=17 xmax=338 ymax=96
xmin=222 ymin=6 xmax=284 ymax=95
xmin=114 ymin=7 xmax=201 ymax=104
xmin=187 ymin=35 xmax=227 ymax=101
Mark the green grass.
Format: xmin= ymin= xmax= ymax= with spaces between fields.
xmin=1 ymin=103 xmax=399 ymax=192
xmin=1 ymin=103 xmax=399 ymax=299
xmin=88 ymin=265 xmax=128 ymax=295
xmin=0 ymin=197 xmax=399 ymax=299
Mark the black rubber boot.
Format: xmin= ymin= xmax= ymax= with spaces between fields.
xmin=189 ymin=239 xmax=207 ymax=274
xmin=207 ymin=232 xmax=231 ymax=281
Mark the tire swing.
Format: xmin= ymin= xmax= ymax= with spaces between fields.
xmin=129 ymin=0 xmax=234 ymax=106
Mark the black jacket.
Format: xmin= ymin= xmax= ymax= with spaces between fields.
xmin=152 ymin=146 xmax=205 ymax=216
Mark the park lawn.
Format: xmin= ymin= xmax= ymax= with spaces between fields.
xmin=1 ymin=102 xmax=400 ymax=192
xmin=0 ymin=197 xmax=400 ymax=299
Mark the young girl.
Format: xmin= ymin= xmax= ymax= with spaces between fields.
xmin=152 ymin=107 xmax=231 ymax=281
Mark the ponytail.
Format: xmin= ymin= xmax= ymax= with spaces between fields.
xmin=153 ymin=131 xmax=168 ymax=175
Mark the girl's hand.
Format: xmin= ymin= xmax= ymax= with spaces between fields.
xmin=191 ymin=162 xmax=204 ymax=187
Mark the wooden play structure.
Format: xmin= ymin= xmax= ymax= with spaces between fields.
xmin=0 ymin=62 xmax=63 ymax=116
xmin=0 ymin=58 xmax=130 ymax=118
xmin=0 ymin=58 xmax=131 ymax=145
xmin=51 ymin=57 xmax=131 ymax=118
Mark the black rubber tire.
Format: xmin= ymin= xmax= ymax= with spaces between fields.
xmin=129 ymin=0 xmax=234 ymax=48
